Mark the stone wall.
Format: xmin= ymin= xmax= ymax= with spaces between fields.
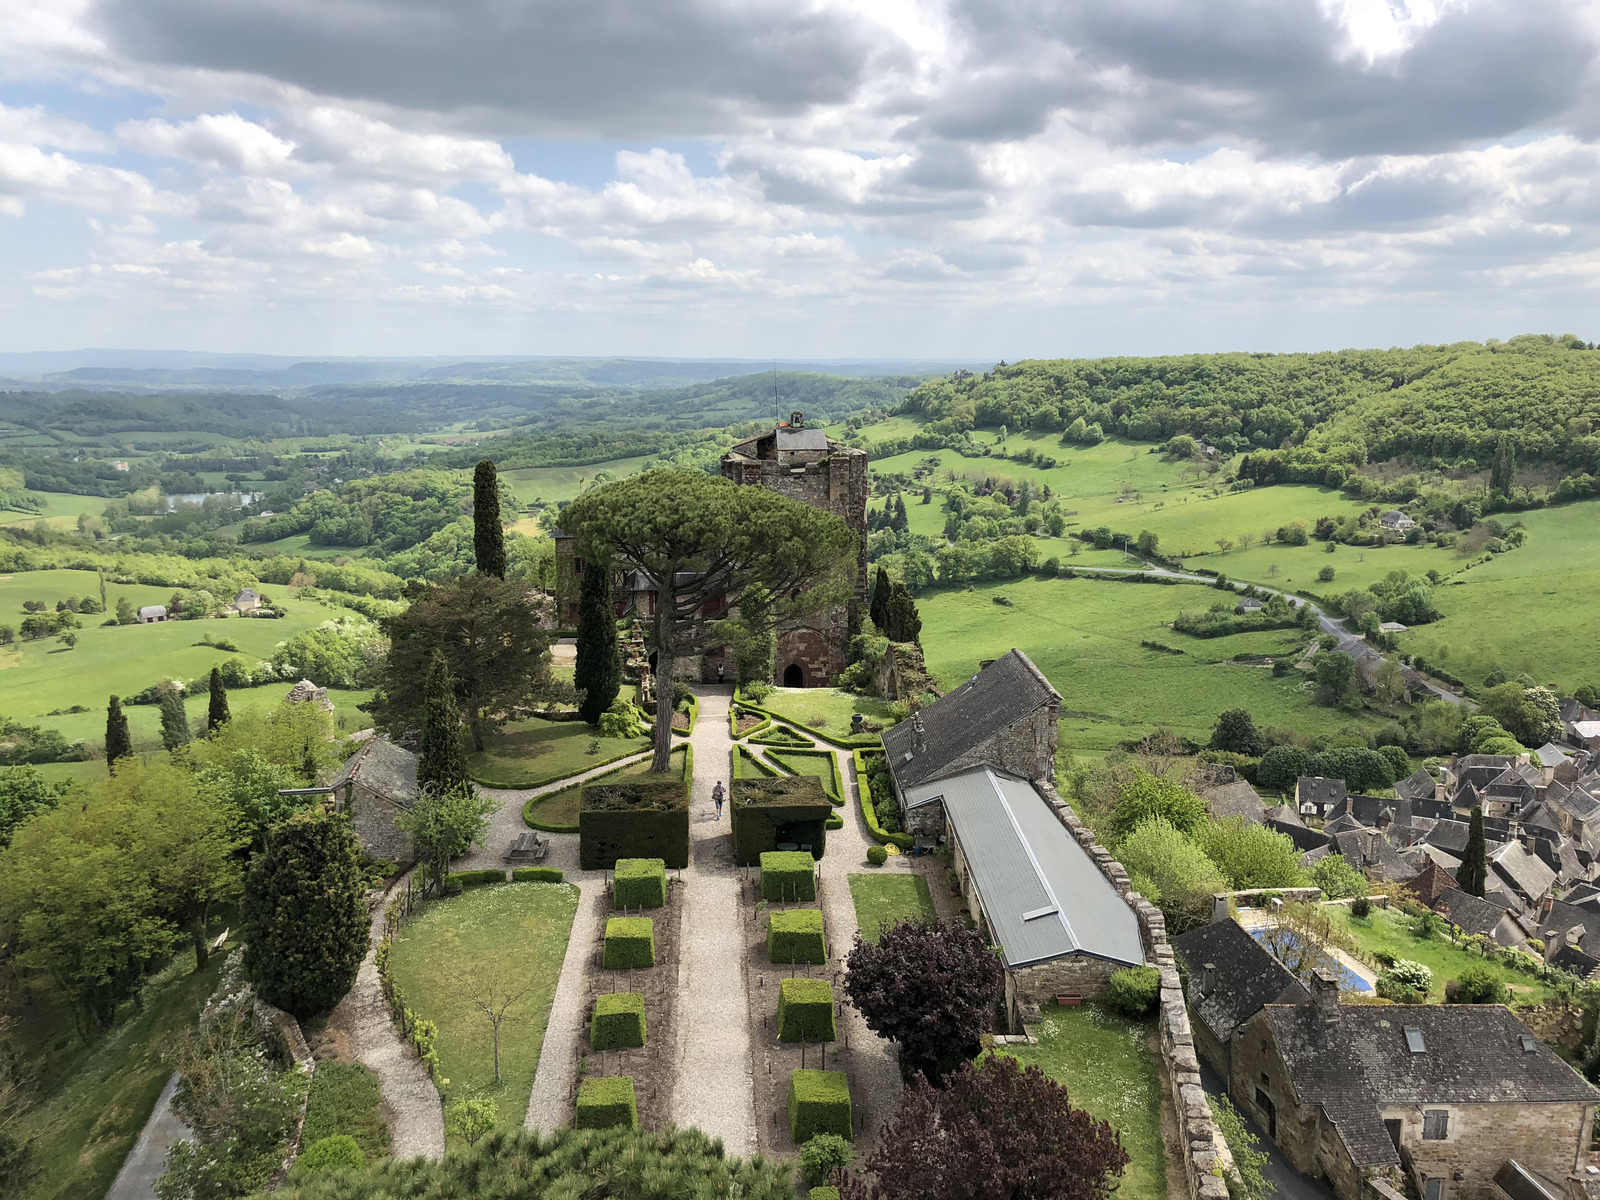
xmin=1033 ymin=781 xmax=1230 ymax=1200
xmin=1385 ymin=1101 xmax=1592 ymax=1200
xmin=777 ymin=627 xmax=835 ymax=687
xmin=1010 ymin=955 xmax=1121 ymax=1017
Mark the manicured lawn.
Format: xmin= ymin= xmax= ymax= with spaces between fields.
xmin=1003 ymin=1002 xmax=1167 ymax=1200
xmin=765 ymin=748 xmax=842 ymax=802
xmin=758 ymin=688 xmax=892 ymax=733
xmin=13 ymin=954 xmax=225 ymax=1200
xmin=918 ymin=575 xmax=1381 ymax=752
xmin=386 ymin=882 xmax=579 ymax=1131
xmin=847 ymin=873 xmax=935 ymax=942
xmin=469 ymin=716 xmax=650 ymax=788
xmin=1325 ymin=905 xmax=1556 ymax=1003
xmin=521 ymin=745 xmax=683 ymax=829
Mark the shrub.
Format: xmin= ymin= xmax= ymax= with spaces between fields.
xmin=769 ymin=908 xmax=827 ymax=964
xmin=1110 ymin=769 xmax=1207 ymax=839
xmin=760 ymin=850 xmax=818 ymax=901
xmin=292 ymin=1135 xmax=363 ymax=1179
xmin=1377 ymin=972 xmax=1426 ymax=1004
xmin=446 ymin=869 xmax=506 ymax=890
xmin=603 ymin=917 xmax=656 ymax=968
xmin=799 ymin=1133 xmax=854 ymax=1187
xmin=778 ymin=978 xmax=837 ymax=1044
xmin=1448 ymin=964 xmax=1508 ymax=1004
xmin=575 ymin=1076 xmax=638 ymax=1131
xmin=579 ymin=777 xmax=690 ymax=870
xmin=825 ymin=813 xmax=843 ymax=829
xmin=866 ymin=845 xmax=888 ymax=866
xmin=1388 ymin=959 xmax=1433 ymax=993
xmin=613 ymin=858 xmax=666 ymax=909
xmin=1309 ymin=853 xmax=1369 ymax=900
xmin=1105 ymin=966 xmax=1162 ymax=1017
xmin=1377 ymin=744 xmax=1411 ymax=779
xmin=302 ymin=1062 xmax=388 ymax=1162
xmin=511 ymin=866 xmax=565 ymax=882
xmin=810 ymin=1190 xmax=841 ymax=1200
xmin=591 ymin=992 xmax=647 ymax=1050
xmin=1350 ymin=896 xmax=1372 ymax=919
xmin=789 ymin=1069 xmax=852 ymax=1142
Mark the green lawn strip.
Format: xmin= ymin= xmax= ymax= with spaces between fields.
xmin=14 ymin=955 xmax=225 ymax=1200
xmin=733 ymin=745 xmax=779 ymax=777
xmin=1001 ymin=1002 xmax=1166 ymax=1200
xmin=763 ymin=748 xmax=844 ymax=804
xmin=302 ymin=1061 xmax=390 ymax=1163
xmin=522 ymin=745 xmax=683 ymax=831
xmin=846 ymin=873 xmax=936 ymax=943
xmin=385 ymin=882 xmax=579 ymax=1133
xmin=470 ymin=716 xmax=650 ymax=789
xmin=743 ymin=689 xmax=890 ymax=747
xmin=1324 ymin=906 xmax=1555 ymax=1003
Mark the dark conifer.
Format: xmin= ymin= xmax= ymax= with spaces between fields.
xmin=472 ymin=459 xmax=506 ymax=578
xmin=892 ymin=494 xmax=909 ymax=532
xmin=105 ymin=695 xmax=132 ymax=767
xmin=869 ymin=565 xmax=891 ymax=632
xmin=158 ymin=684 xmax=192 ymax=751
xmin=417 ymin=650 xmax=469 ymax=794
xmin=207 ymin=665 xmax=231 ymax=732
xmin=574 ymin=552 xmax=622 ymax=725
xmin=885 ymin=584 xmax=922 ymax=644
xmin=1458 ymin=805 xmax=1488 ymax=897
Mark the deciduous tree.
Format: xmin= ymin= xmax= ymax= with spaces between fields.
xmin=396 ymin=783 xmax=499 ymax=887
xmin=1209 ymin=708 xmax=1266 ymax=757
xmin=1110 ymin=769 xmax=1207 ymax=839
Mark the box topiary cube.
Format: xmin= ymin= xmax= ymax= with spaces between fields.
xmin=777 ymin=978 xmax=836 ymax=1043
xmin=575 ymin=1076 xmax=638 ymax=1131
xmin=603 ymin=917 xmax=656 ymax=968
xmin=614 ymin=858 xmax=666 ymax=909
xmin=730 ymin=776 xmax=832 ymax=866
xmin=580 ymin=778 xmax=690 ymax=870
xmin=591 ymin=992 xmax=647 ymax=1050
xmin=788 ymin=1069 xmax=852 ymax=1142
xmin=760 ymin=850 xmax=818 ymax=902
xmin=768 ymin=908 xmax=826 ymax=964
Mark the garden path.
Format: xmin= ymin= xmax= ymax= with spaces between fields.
xmin=523 ymin=869 xmax=606 ymax=1131
xmin=104 ymin=1073 xmax=187 ymax=1200
xmin=673 ymin=685 xmax=759 ymax=1155
xmin=325 ymin=873 xmax=446 ymax=1161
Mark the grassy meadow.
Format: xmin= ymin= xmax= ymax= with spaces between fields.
xmin=501 ymin=455 xmax=656 ymax=506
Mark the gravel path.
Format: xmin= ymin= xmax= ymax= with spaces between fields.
xmin=105 ymin=1073 xmax=187 ymax=1200
xmin=324 ymin=876 xmax=446 ymax=1161
xmin=524 ymin=870 xmax=606 ymax=1131
xmin=673 ymin=686 xmax=759 ymax=1155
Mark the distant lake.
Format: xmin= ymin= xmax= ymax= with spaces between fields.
xmin=164 ymin=491 xmax=263 ymax=512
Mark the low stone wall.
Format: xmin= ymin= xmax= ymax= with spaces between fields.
xmin=1035 ymin=781 xmax=1230 ymax=1200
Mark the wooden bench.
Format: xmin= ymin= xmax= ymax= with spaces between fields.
xmin=505 ymin=832 xmax=547 ymax=863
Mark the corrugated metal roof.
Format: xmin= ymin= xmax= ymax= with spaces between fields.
xmin=911 ymin=765 xmax=1144 ymax=969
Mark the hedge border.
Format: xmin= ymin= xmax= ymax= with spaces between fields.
xmin=764 ymin=747 xmax=845 ymax=806
xmin=731 ymin=704 xmax=772 ymax=740
xmin=761 ymin=850 xmax=819 ymax=903
xmin=736 ymin=701 xmax=882 ymax=750
xmin=734 ymin=746 xmax=779 ymax=778
xmin=523 ymin=745 xmax=688 ymax=834
xmin=852 ymin=749 xmax=915 ymax=850
xmin=511 ymin=867 xmax=565 ymax=883
xmin=446 ymin=869 xmax=507 ymax=890
xmin=748 ymin=727 xmax=817 ymax=748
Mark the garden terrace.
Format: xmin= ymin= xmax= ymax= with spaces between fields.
xmin=730 ymin=776 xmax=833 ymax=866
xmin=579 ymin=776 xmax=690 ymax=870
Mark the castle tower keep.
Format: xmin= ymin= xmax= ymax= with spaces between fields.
xmin=721 ymin=412 xmax=869 ymax=687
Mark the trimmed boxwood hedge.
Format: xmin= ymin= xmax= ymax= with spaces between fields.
xmin=580 ymin=777 xmax=690 ymax=870
xmin=760 ymin=850 xmax=818 ymax=903
xmin=825 ymin=813 xmax=843 ymax=830
xmin=511 ymin=866 xmax=565 ymax=883
xmin=591 ymin=992 xmax=647 ymax=1050
xmin=749 ymin=725 xmax=815 ymax=748
xmin=575 ymin=1076 xmax=638 ymax=1131
xmin=852 ymin=749 xmax=915 ymax=850
xmin=777 ymin=978 xmax=836 ymax=1044
xmin=768 ymin=908 xmax=826 ymax=964
xmin=788 ymin=1069 xmax=852 ymax=1142
xmin=447 ymin=869 xmax=506 ymax=889
xmin=730 ymin=776 xmax=832 ymax=866
xmin=613 ymin=858 xmax=666 ymax=910
xmin=603 ymin=917 xmax=656 ymax=968
xmin=766 ymin=748 xmax=845 ymax=805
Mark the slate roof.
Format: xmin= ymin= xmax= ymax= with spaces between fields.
xmin=1434 ymin=887 xmax=1512 ymax=937
xmin=1394 ymin=768 xmax=1437 ymax=802
xmin=333 ymin=738 xmax=419 ymax=805
xmin=1271 ymin=819 xmax=1332 ymax=853
xmin=1543 ymin=899 xmax=1600 ymax=951
xmin=1491 ymin=841 xmax=1557 ymax=903
xmin=1403 ymin=860 xmax=1456 ymax=905
xmin=1329 ymin=829 xmax=1417 ymax=883
xmin=1264 ymin=803 xmax=1305 ymax=828
xmin=1535 ymin=743 xmax=1569 ymax=768
xmin=883 ymin=649 xmax=1060 ymax=789
xmin=1172 ymin=919 xmax=1307 ymax=1044
xmin=912 ymin=764 xmax=1143 ymax=970
xmin=1330 ymin=794 xmax=1411 ymax=827
xmin=1296 ymin=777 xmax=1347 ymax=809
xmin=1203 ymin=780 xmax=1267 ymax=825
xmin=1258 ymin=1003 xmax=1599 ymax=1168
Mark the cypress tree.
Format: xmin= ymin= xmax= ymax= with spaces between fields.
xmin=105 ymin=695 xmax=132 ymax=766
xmin=207 ymin=665 xmax=231 ymax=732
xmin=159 ymin=685 xmax=192 ymax=751
xmin=885 ymin=584 xmax=922 ymax=644
xmin=417 ymin=651 xmax=469 ymax=794
xmin=1458 ymin=805 xmax=1488 ymax=897
xmin=472 ymin=459 xmax=506 ymax=578
xmin=869 ymin=565 xmax=891 ymax=633
xmin=1491 ymin=437 xmax=1516 ymax=494
xmin=893 ymin=494 xmax=909 ymax=532
xmin=574 ymin=552 xmax=622 ymax=726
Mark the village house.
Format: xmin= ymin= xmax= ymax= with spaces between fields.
xmin=1172 ymin=918 xmax=1307 ymax=1079
xmin=230 ymin=587 xmax=261 ymax=614
xmin=138 ymin=604 xmax=168 ymax=623
xmin=330 ymin=738 xmax=418 ymax=864
xmin=1231 ymin=977 xmax=1599 ymax=1200
xmin=1297 ymin=775 xmax=1348 ymax=819
xmin=1379 ymin=509 xmax=1418 ymax=532
xmin=1236 ymin=596 xmax=1265 ymax=615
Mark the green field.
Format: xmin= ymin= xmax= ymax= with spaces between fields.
xmin=918 ymin=575 xmax=1377 ymax=752
xmin=847 ymin=873 xmax=936 ymax=942
xmin=1003 ymin=1002 xmax=1167 ymax=1200
xmin=0 ymin=492 xmax=107 ymax=532
xmin=386 ymin=882 xmax=578 ymax=1131
xmin=501 ymin=456 xmax=655 ymax=506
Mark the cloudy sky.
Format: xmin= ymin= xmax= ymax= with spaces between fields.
xmin=2 ymin=0 xmax=1598 ymax=358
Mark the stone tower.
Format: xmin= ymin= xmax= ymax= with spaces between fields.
xmin=721 ymin=412 xmax=869 ymax=687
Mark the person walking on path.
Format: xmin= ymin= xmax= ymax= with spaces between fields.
xmin=717 ymin=663 xmax=725 ymax=684
xmin=712 ymin=781 xmax=725 ymax=820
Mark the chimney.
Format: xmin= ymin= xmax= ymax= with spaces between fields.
xmin=1543 ymin=929 xmax=1561 ymax=964
xmin=1541 ymin=895 xmax=1555 ymax=921
xmin=1200 ymin=962 xmax=1217 ymax=997
xmin=1310 ymin=968 xmax=1340 ymax=1022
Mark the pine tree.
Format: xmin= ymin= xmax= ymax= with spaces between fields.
xmin=472 ymin=459 xmax=506 ymax=578
xmin=893 ymin=495 xmax=909 ymax=532
xmin=417 ymin=651 xmax=469 ymax=794
xmin=1490 ymin=437 xmax=1516 ymax=494
xmin=207 ymin=665 xmax=231 ymax=732
xmin=574 ymin=552 xmax=622 ymax=725
xmin=885 ymin=584 xmax=922 ymax=644
xmin=105 ymin=695 xmax=132 ymax=766
xmin=1458 ymin=805 xmax=1488 ymax=897
xmin=869 ymin=565 xmax=891 ymax=633
xmin=159 ymin=685 xmax=192 ymax=751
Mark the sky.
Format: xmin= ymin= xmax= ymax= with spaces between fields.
xmin=1 ymin=0 xmax=1599 ymax=360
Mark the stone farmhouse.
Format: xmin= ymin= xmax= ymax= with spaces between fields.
xmin=551 ymin=413 xmax=869 ymax=687
xmin=138 ymin=604 xmax=168 ymax=623
xmin=330 ymin=738 xmax=419 ymax=865
xmin=1379 ymin=509 xmax=1418 ymax=532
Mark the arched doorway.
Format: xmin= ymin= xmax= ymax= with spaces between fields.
xmin=783 ymin=663 xmax=804 ymax=687
xmin=648 ymin=650 xmax=658 ymax=673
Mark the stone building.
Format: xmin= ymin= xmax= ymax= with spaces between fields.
xmin=330 ymin=738 xmax=418 ymax=864
xmin=882 ymin=648 xmax=1061 ymax=838
xmin=1172 ymin=918 xmax=1307 ymax=1079
xmin=1231 ymin=976 xmax=1599 ymax=1200
xmin=720 ymin=413 xmax=868 ymax=687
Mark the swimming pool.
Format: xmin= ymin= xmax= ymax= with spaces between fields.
xmin=1249 ymin=927 xmax=1374 ymax=993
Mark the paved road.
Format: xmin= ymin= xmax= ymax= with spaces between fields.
xmin=105 ymin=1073 xmax=187 ymax=1200
xmin=1199 ymin=1061 xmax=1335 ymax=1200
